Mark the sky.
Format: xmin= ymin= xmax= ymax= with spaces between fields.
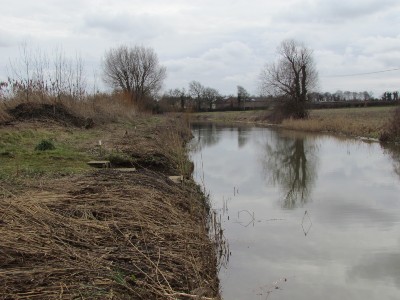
xmin=1 ymin=0 xmax=400 ymax=97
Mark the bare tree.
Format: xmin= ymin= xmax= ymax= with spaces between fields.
xmin=189 ymin=81 xmax=205 ymax=111
xmin=259 ymin=39 xmax=318 ymax=118
xmin=103 ymin=45 xmax=166 ymax=107
xmin=237 ymin=85 xmax=250 ymax=110
xmin=7 ymin=44 xmax=87 ymax=103
xmin=51 ymin=47 xmax=71 ymax=102
xmin=162 ymin=88 xmax=187 ymax=111
xmin=203 ymin=87 xmax=220 ymax=111
xmin=8 ymin=43 xmax=33 ymax=102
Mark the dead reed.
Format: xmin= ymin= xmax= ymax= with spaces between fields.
xmin=0 ymin=92 xmax=138 ymax=127
xmin=0 ymin=170 xmax=219 ymax=299
xmin=0 ymin=102 xmax=11 ymax=123
xmin=380 ymin=106 xmax=400 ymax=143
xmin=281 ymin=107 xmax=395 ymax=139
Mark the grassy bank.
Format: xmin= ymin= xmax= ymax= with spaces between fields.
xmin=283 ymin=106 xmax=395 ymax=139
xmin=0 ymin=103 xmax=220 ymax=299
xmin=192 ymin=106 xmax=397 ymax=139
xmin=191 ymin=110 xmax=271 ymax=124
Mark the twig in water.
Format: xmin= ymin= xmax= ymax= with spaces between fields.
xmin=301 ymin=210 xmax=313 ymax=236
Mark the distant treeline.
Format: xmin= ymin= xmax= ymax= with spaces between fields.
xmin=310 ymin=99 xmax=400 ymax=109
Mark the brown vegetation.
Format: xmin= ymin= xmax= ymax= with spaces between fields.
xmin=379 ymin=106 xmax=400 ymax=143
xmin=0 ymin=92 xmax=138 ymax=127
xmin=0 ymin=99 xmax=220 ymax=299
xmin=192 ymin=106 xmax=396 ymax=140
xmin=1 ymin=170 xmax=218 ymax=299
xmin=282 ymin=107 xmax=395 ymax=139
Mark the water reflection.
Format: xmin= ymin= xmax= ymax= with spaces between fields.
xmin=382 ymin=144 xmax=400 ymax=179
xmin=191 ymin=123 xmax=252 ymax=151
xmin=349 ymin=250 xmax=400 ymax=288
xmin=190 ymin=123 xmax=400 ymax=300
xmin=261 ymin=130 xmax=318 ymax=209
xmin=237 ymin=127 xmax=249 ymax=148
xmin=191 ymin=123 xmax=220 ymax=150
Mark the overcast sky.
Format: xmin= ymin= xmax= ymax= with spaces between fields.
xmin=1 ymin=0 xmax=399 ymax=97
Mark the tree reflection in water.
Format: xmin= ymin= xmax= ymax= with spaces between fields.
xmin=191 ymin=124 xmax=252 ymax=152
xmin=237 ymin=127 xmax=249 ymax=148
xmin=190 ymin=123 xmax=220 ymax=152
xmin=261 ymin=131 xmax=319 ymax=209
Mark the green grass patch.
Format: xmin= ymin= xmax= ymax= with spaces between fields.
xmin=0 ymin=128 xmax=92 ymax=178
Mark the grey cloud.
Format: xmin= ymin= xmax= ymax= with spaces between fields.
xmin=83 ymin=13 xmax=172 ymax=41
xmin=312 ymin=196 xmax=399 ymax=229
xmin=1 ymin=0 xmax=400 ymax=95
xmin=320 ymin=0 xmax=399 ymax=21
xmin=0 ymin=30 xmax=17 ymax=48
xmin=275 ymin=0 xmax=400 ymax=24
xmin=164 ymin=41 xmax=262 ymax=94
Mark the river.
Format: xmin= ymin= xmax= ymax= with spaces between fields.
xmin=189 ymin=123 xmax=400 ymax=300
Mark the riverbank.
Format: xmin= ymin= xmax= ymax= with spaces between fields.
xmin=191 ymin=106 xmax=397 ymax=140
xmin=0 ymin=104 xmax=220 ymax=299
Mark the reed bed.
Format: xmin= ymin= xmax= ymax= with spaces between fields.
xmin=0 ymin=93 xmax=137 ymax=127
xmin=281 ymin=107 xmax=395 ymax=139
xmin=0 ymin=170 xmax=219 ymax=299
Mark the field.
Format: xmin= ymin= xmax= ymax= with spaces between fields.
xmin=0 ymin=103 xmax=220 ymax=299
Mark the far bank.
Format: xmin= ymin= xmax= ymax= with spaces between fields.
xmin=190 ymin=106 xmax=397 ymax=140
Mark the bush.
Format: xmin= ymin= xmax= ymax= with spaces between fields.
xmin=268 ymin=97 xmax=309 ymax=123
xmin=35 ymin=139 xmax=55 ymax=151
xmin=106 ymin=152 xmax=135 ymax=167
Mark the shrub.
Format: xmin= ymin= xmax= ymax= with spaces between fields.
xmin=106 ymin=152 xmax=135 ymax=167
xmin=268 ymin=97 xmax=309 ymax=123
xmin=35 ymin=139 xmax=55 ymax=151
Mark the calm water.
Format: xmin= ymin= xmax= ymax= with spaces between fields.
xmin=189 ymin=123 xmax=400 ymax=300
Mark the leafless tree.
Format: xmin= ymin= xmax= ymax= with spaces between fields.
xmin=259 ymin=39 xmax=318 ymax=118
xmin=8 ymin=43 xmax=33 ymax=102
xmin=237 ymin=85 xmax=250 ymax=110
xmin=103 ymin=45 xmax=166 ymax=107
xmin=162 ymin=88 xmax=187 ymax=111
xmin=189 ymin=81 xmax=205 ymax=111
xmin=203 ymin=87 xmax=220 ymax=111
xmin=8 ymin=44 xmax=87 ymax=102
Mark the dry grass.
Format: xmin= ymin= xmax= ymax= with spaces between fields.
xmin=190 ymin=110 xmax=273 ymax=124
xmin=0 ymin=170 xmax=219 ymax=299
xmin=280 ymin=106 xmax=396 ymax=139
xmin=380 ymin=106 xmax=400 ymax=143
xmin=66 ymin=93 xmax=138 ymax=124
xmin=1 ymin=92 xmax=138 ymax=126
xmin=0 ymin=107 xmax=220 ymax=299
xmin=0 ymin=102 xmax=11 ymax=123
